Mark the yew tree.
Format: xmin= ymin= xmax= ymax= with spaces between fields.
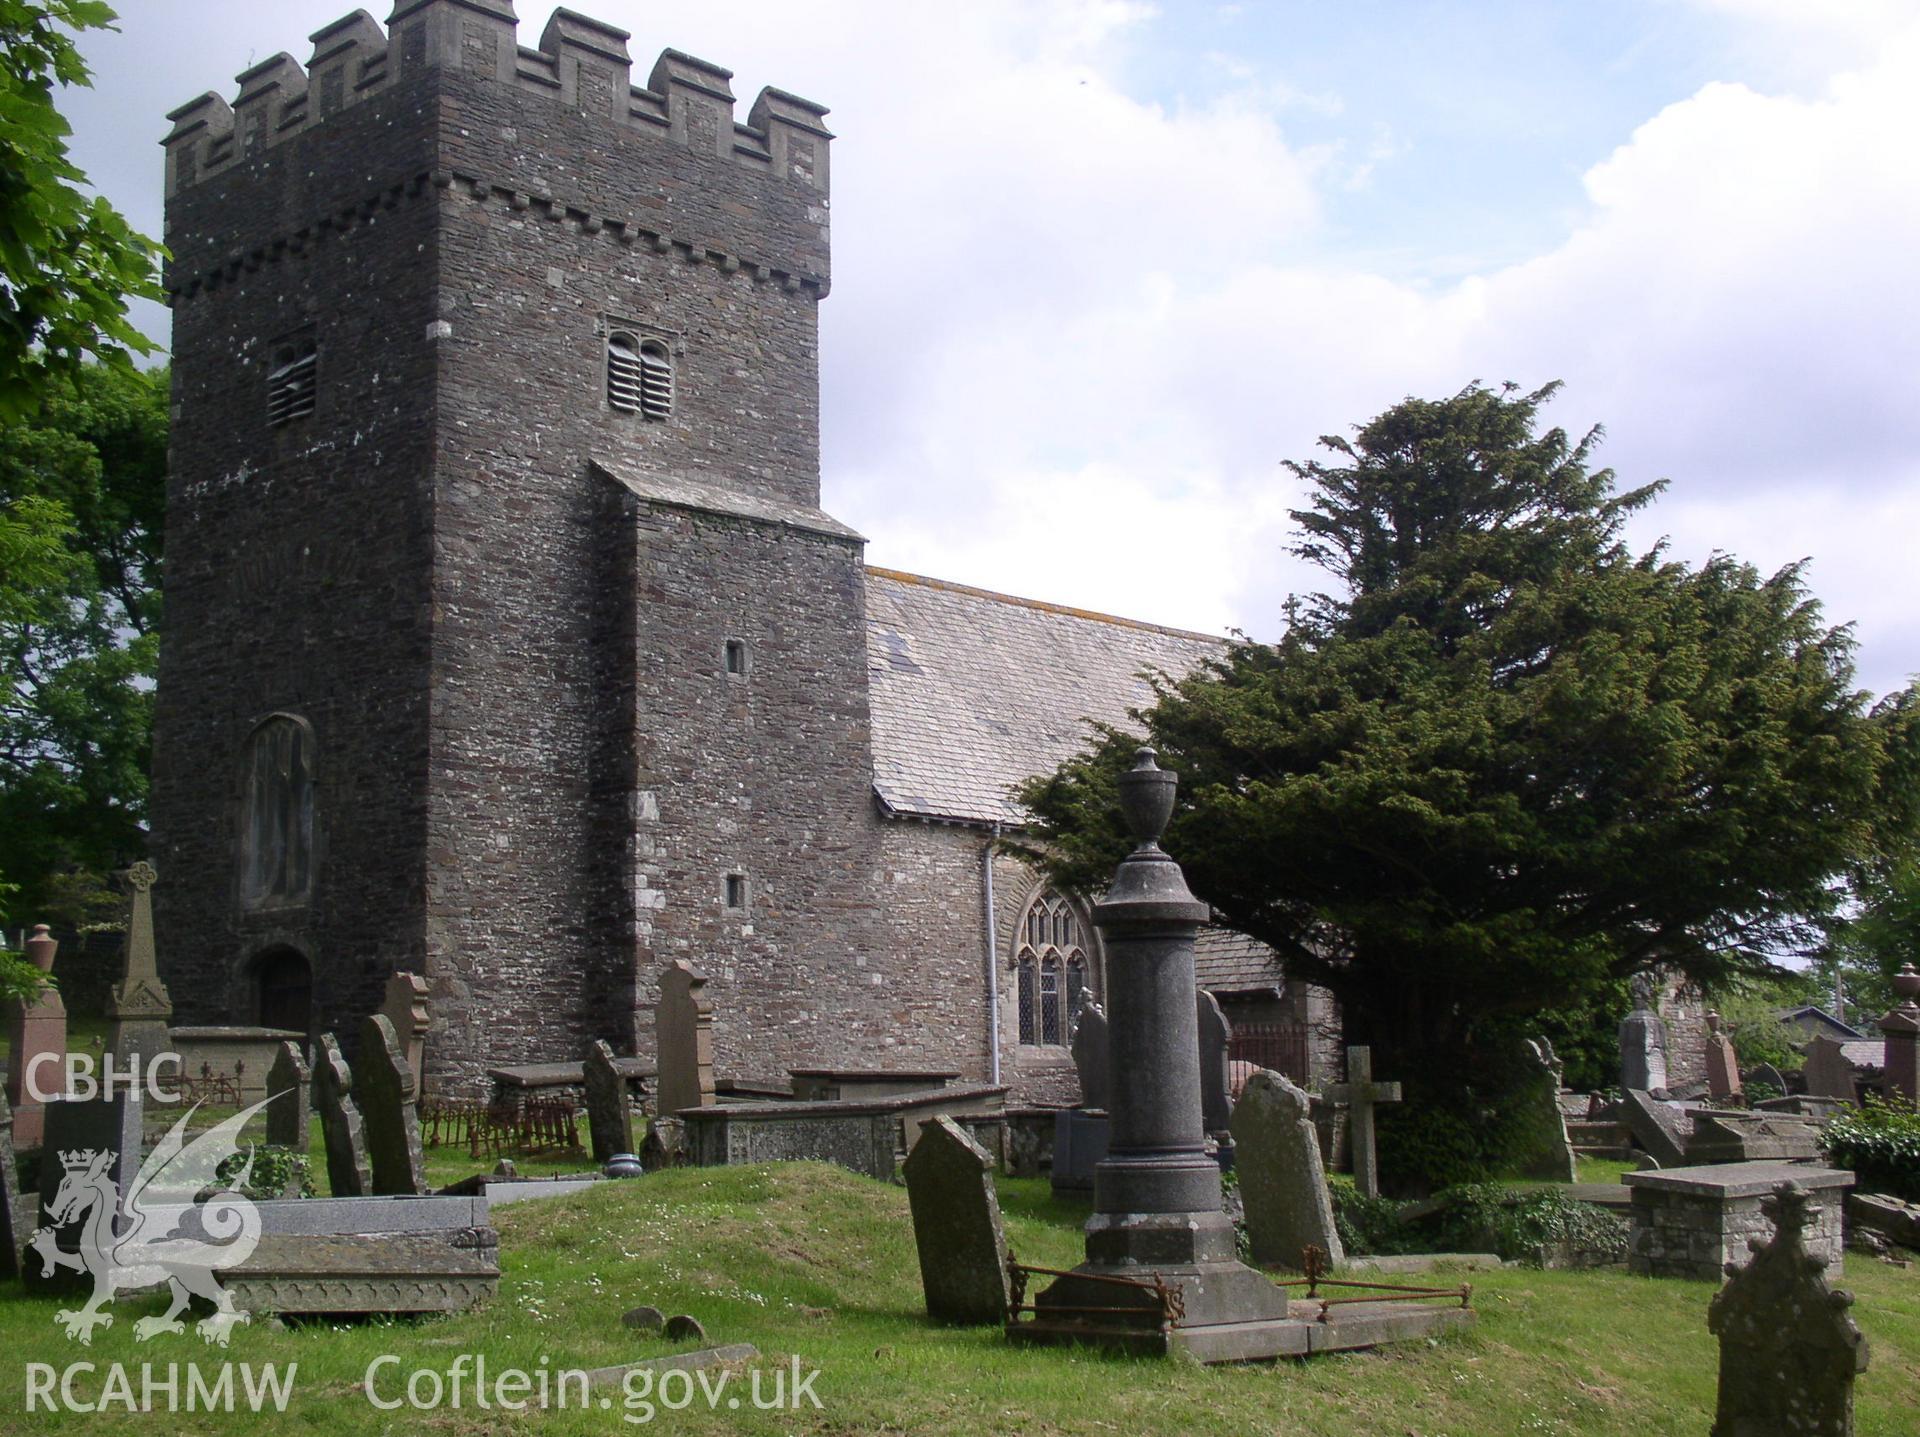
xmin=1021 ymin=382 xmax=1905 ymax=1187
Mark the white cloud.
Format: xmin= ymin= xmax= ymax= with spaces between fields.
xmin=69 ymin=1 xmax=1920 ymax=695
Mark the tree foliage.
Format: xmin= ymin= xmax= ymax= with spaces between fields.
xmin=1020 ymin=382 xmax=1905 ymax=1189
xmin=0 ymin=360 xmax=165 ymax=925
xmin=1 ymin=0 xmax=161 ymax=421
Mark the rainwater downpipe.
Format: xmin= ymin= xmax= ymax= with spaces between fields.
xmin=984 ymin=822 xmax=1001 ymax=1086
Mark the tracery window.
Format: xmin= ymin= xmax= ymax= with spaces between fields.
xmin=608 ymin=331 xmax=672 ymax=419
xmin=1013 ymin=888 xmax=1091 ymax=1047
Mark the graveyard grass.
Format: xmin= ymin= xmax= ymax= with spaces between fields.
xmin=6 ymin=1161 xmax=1917 ymax=1435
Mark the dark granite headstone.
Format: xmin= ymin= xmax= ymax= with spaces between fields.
xmin=1069 ymin=1001 xmax=1108 ymax=1110
xmin=265 ymin=1040 xmax=311 ymax=1150
xmin=27 ymin=1092 xmax=143 ymax=1290
xmin=904 ymin=1116 xmax=1014 ymax=1325
xmin=1196 ymin=990 xmax=1232 ymax=1135
xmin=1708 ymin=1182 xmax=1867 ymax=1436
xmin=313 ymin=1032 xmax=370 ymax=1198
xmin=357 ymin=1014 xmax=427 ymax=1195
xmin=1231 ymin=1070 xmax=1342 ymax=1269
xmin=584 ymin=1039 xmax=634 ymax=1163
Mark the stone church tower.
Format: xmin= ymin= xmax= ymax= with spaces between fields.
xmin=151 ymin=2 xmax=875 ymax=1089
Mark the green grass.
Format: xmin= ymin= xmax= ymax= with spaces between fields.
xmin=6 ymin=1163 xmax=1915 ymax=1434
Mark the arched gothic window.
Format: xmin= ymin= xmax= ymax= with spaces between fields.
xmin=607 ymin=331 xmax=673 ymax=419
xmin=1014 ymin=888 xmax=1092 ymax=1047
xmin=239 ymin=715 xmax=314 ymax=910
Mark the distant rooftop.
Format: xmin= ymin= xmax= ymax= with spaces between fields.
xmin=863 ymin=568 xmax=1224 ymax=827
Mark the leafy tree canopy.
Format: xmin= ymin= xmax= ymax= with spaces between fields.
xmin=1 ymin=360 xmax=165 ymax=926
xmin=1020 ymin=382 xmax=1910 ymax=1187
xmin=1 ymin=0 xmax=162 ymax=422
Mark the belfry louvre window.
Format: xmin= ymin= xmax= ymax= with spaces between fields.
xmin=608 ymin=332 xmax=672 ymax=419
xmin=267 ymin=339 xmax=317 ymax=427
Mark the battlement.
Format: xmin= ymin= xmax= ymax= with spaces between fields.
xmin=161 ymin=2 xmax=832 ymax=201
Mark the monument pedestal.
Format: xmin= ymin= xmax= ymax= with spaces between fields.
xmin=1009 ymin=750 xmax=1468 ymax=1363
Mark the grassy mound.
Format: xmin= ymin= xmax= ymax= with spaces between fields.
xmin=3 ymin=1163 xmax=1915 ymax=1434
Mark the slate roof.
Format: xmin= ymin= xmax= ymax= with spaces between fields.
xmin=1194 ymin=926 xmax=1284 ymax=996
xmin=863 ymin=567 xmax=1225 ymax=827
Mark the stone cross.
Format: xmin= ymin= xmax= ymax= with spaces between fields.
xmin=6 ymin=923 xmax=67 ymax=1149
xmin=583 ymin=1038 xmax=635 ymax=1162
xmin=1707 ymin=1182 xmax=1868 ymax=1436
xmin=1323 ymin=1045 xmax=1402 ymax=1200
xmin=265 ymin=1040 xmax=311 ymax=1149
xmin=903 ymin=1115 xmax=1014 ymax=1325
xmin=356 ymin=1013 xmax=427 ymax=1195
xmin=379 ymin=970 xmax=431 ymax=1097
xmin=1878 ymin=963 xmax=1920 ymax=1109
xmin=313 ymin=1031 xmax=371 ymax=1197
xmin=654 ymin=960 xmax=716 ymax=1116
xmin=105 ymin=861 xmax=173 ymax=1067
xmin=1069 ymin=1001 xmax=1108 ymax=1109
xmin=1703 ymin=1010 xmax=1744 ymax=1104
xmin=1231 ymin=1069 xmax=1343 ymax=1269
xmin=1619 ymin=970 xmax=1671 ymax=1094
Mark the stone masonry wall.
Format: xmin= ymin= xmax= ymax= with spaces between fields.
xmin=1629 ymin=1184 xmax=1845 ymax=1282
xmin=153 ymin=72 xmax=445 ymax=1044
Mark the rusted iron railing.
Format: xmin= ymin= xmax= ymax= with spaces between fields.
xmin=1006 ymin=1256 xmax=1186 ymax=1330
xmin=1273 ymin=1244 xmax=1472 ymax=1323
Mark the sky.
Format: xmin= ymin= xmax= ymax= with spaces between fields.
xmin=66 ymin=0 xmax=1920 ymax=700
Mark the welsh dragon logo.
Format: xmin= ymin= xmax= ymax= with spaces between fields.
xmin=29 ymin=1097 xmax=274 ymax=1346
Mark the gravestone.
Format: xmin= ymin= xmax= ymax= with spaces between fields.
xmin=356 ymin=1013 xmax=427 ymax=1195
xmin=584 ymin=1039 xmax=634 ymax=1163
xmin=1323 ymin=1045 xmax=1402 ymax=1200
xmin=1801 ymin=1036 xmax=1858 ymax=1103
xmin=1196 ymin=990 xmax=1232 ymax=1136
xmin=903 ymin=1116 xmax=1014 ymax=1324
xmin=0 ymin=1087 xmax=21 ymax=1278
xmin=640 ymin=1117 xmax=687 ymax=1171
xmin=5 ymin=923 xmax=67 ymax=1149
xmin=1619 ymin=972 xmax=1671 ymax=1095
xmin=265 ymin=1040 xmax=311 ymax=1149
xmin=104 ymin=861 xmax=173 ymax=1067
xmin=1069 ymin=1001 xmax=1108 ymax=1109
xmin=1707 ymin=1182 xmax=1868 ymax=1436
xmin=1231 ymin=1069 xmax=1343 ymax=1269
xmin=654 ymin=960 xmax=716 ymax=1117
xmin=1621 ymin=1087 xmax=1692 ymax=1168
xmin=313 ymin=1031 xmax=371 ymax=1198
xmin=1703 ymin=1011 xmax=1744 ymax=1104
xmin=379 ymin=970 xmax=431 ymax=1098
xmin=1509 ymin=1038 xmax=1577 ymax=1182
xmin=27 ymin=1092 xmax=144 ymax=1291
xmin=1747 ymin=1061 xmax=1788 ymax=1098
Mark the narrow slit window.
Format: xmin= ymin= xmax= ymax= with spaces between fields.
xmin=267 ymin=340 xmax=317 ymax=427
xmin=725 ymin=873 xmax=747 ymax=909
xmin=724 ymin=639 xmax=746 ymax=675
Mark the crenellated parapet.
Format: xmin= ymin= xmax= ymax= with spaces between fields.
xmin=161 ymin=2 xmax=832 ymax=201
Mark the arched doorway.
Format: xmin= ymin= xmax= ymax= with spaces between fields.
xmin=251 ymin=946 xmax=312 ymax=1034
